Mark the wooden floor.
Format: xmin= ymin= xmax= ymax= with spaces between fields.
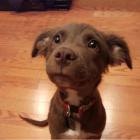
xmin=0 ymin=0 xmax=140 ymax=139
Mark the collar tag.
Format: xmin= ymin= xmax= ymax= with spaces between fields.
xmin=65 ymin=106 xmax=75 ymax=130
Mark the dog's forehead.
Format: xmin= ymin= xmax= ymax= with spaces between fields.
xmin=60 ymin=23 xmax=97 ymax=35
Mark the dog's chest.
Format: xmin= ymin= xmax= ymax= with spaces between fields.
xmin=64 ymin=113 xmax=81 ymax=138
xmin=61 ymin=89 xmax=97 ymax=139
xmin=63 ymin=89 xmax=82 ymax=138
xmin=61 ymin=115 xmax=97 ymax=139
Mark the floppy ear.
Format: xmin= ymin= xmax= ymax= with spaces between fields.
xmin=104 ymin=34 xmax=132 ymax=69
xmin=32 ymin=29 xmax=54 ymax=57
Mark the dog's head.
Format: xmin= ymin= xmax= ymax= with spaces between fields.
xmin=32 ymin=23 xmax=132 ymax=89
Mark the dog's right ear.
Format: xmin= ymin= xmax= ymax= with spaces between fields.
xmin=32 ymin=29 xmax=54 ymax=57
xmin=103 ymin=34 xmax=132 ymax=69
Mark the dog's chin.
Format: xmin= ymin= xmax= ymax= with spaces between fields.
xmin=48 ymin=74 xmax=85 ymax=88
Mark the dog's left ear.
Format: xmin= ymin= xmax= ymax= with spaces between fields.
xmin=104 ymin=34 xmax=132 ymax=69
xmin=32 ymin=28 xmax=56 ymax=58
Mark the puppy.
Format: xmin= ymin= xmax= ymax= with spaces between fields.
xmin=20 ymin=23 xmax=132 ymax=139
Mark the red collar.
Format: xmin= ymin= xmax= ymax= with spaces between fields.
xmin=60 ymin=97 xmax=95 ymax=114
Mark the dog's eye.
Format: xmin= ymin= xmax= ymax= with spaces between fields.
xmin=88 ymin=40 xmax=98 ymax=50
xmin=54 ymin=34 xmax=61 ymax=44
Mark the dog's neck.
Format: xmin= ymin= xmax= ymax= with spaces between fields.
xmin=64 ymin=89 xmax=82 ymax=106
xmin=58 ymin=86 xmax=97 ymax=107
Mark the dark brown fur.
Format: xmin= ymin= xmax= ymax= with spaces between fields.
xmin=20 ymin=23 xmax=132 ymax=139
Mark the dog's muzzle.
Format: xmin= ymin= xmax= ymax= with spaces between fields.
xmin=54 ymin=47 xmax=77 ymax=67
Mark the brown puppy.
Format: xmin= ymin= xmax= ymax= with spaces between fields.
xmin=20 ymin=23 xmax=132 ymax=139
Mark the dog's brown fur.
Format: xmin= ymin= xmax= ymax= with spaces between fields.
xmin=20 ymin=23 xmax=132 ymax=139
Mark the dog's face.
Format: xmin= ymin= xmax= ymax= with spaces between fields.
xmin=32 ymin=23 xmax=132 ymax=88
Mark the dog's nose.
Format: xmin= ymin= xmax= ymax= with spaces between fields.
xmin=55 ymin=47 xmax=77 ymax=66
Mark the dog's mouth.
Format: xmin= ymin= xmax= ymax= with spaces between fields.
xmin=46 ymin=60 xmax=90 ymax=88
xmin=48 ymin=73 xmax=87 ymax=88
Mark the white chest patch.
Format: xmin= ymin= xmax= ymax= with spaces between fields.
xmin=65 ymin=89 xmax=82 ymax=106
xmin=63 ymin=117 xmax=98 ymax=139
xmin=64 ymin=114 xmax=81 ymax=138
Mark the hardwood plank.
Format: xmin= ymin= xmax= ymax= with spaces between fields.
xmin=0 ymin=124 xmax=50 ymax=139
xmin=0 ymin=48 xmax=18 ymax=58
xmin=99 ymin=85 xmax=140 ymax=111
xmin=0 ymin=40 xmax=26 ymax=50
xmin=0 ymin=110 xmax=47 ymax=128
xmin=0 ymin=12 xmax=139 ymax=33
xmin=0 ymin=66 xmax=9 ymax=76
xmin=106 ymin=110 xmax=140 ymax=128
xmin=107 ymin=64 xmax=139 ymax=77
xmin=106 ymin=123 xmax=140 ymax=132
xmin=40 ymin=71 xmax=49 ymax=80
xmin=102 ymin=75 xmax=140 ymax=87
xmin=94 ymin=11 xmax=140 ymax=18
xmin=16 ymin=48 xmax=33 ymax=58
xmin=73 ymin=0 xmax=140 ymax=12
xmin=0 ymin=86 xmax=54 ymax=102
xmin=0 ymin=75 xmax=39 ymax=89
xmin=0 ymin=57 xmax=44 ymax=70
xmin=38 ymin=79 xmax=57 ymax=90
xmin=0 ymin=98 xmax=49 ymax=115
xmin=102 ymin=129 xmax=140 ymax=139
xmin=6 ymin=68 xmax=43 ymax=79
